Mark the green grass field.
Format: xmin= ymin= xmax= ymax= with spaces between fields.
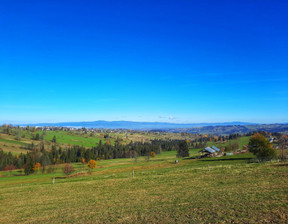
xmin=0 ymin=136 xmax=27 ymax=146
xmin=40 ymin=130 xmax=106 ymax=147
xmin=1 ymin=150 xmax=287 ymax=224
xmin=206 ymin=136 xmax=250 ymax=149
xmin=0 ymin=134 xmax=29 ymax=154
xmin=0 ymin=128 xmax=199 ymax=153
xmin=0 ymin=130 xmax=109 ymax=153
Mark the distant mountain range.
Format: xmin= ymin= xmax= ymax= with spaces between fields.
xmin=15 ymin=120 xmax=288 ymax=134
xmin=165 ymin=124 xmax=288 ymax=135
xmin=19 ymin=120 xmax=256 ymax=130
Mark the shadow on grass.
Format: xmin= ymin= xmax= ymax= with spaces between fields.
xmin=151 ymin=159 xmax=166 ymax=162
xmin=271 ymin=163 xmax=288 ymax=167
xmin=183 ymin=157 xmax=197 ymax=160
xmin=54 ymin=176 xmax=67 ymax=179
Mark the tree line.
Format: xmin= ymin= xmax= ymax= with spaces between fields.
xmin=0 ymin=139 xmax=187 ymax=174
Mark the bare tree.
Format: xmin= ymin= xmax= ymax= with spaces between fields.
xmin=279 ymin=135 xmax=288 ymax=162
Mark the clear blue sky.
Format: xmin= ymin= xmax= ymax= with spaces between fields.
xmin=0 ymin=0 xmax=287 ymax=124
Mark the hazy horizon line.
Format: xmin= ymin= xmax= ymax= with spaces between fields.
xmin=1 ymin=119 xmax=287 ymax=126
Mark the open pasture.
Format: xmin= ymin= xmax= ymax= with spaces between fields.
xmin=0 ymin=150 xmax=287 ymax=223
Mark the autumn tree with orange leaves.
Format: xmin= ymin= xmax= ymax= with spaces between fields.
xmin=33 ymin=163 xmax=41 ymax=172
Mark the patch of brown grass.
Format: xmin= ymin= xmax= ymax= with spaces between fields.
xmin=68 ymin=172 xmax=88 ymax=178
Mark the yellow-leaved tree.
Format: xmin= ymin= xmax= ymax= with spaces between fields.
xmin=87 ymin=160 xmax=97 ymax=170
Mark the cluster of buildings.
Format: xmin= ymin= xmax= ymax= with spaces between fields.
xmin=199 ymin=146 xmax=222 ymax=158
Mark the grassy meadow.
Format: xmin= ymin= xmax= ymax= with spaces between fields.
xmin=0 ymin=128 xmax=194 ymax=154
xmin=206 ymin=136 xmax=250 ymax=149
xmin=0 ymin=134 xmax=28 ymax=154
xmin=1 ymin=149 xmax=287 ymax=223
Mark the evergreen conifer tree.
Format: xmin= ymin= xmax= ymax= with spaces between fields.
xmin=177 ymin=141 xmax=189 ymax=158
xmin=24 ymin=154 xmax=35 ymax=175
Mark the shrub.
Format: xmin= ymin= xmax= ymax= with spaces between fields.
xmin=4 ymin=165 xmax=16 ymax=176
xmin=63 ymin=163 xmax=75 ymax=175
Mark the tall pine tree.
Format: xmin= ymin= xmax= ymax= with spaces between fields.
xmin=177 ymin=141 xmax=189 ymax=158
xmin=24 ymin=154 xmax=35 ymax=175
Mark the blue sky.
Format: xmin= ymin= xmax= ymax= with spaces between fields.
xmin=0 ymin=0 xmax=287 ymax=124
